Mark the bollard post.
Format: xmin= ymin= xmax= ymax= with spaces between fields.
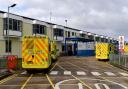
xmin=119 ymin=53 xmax=121 ymax=65
xmin=125 ymin=55 xmax=126 ymax=67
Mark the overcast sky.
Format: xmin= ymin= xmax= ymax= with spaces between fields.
xmin=0 ymin=0 xmax=128 ymax=40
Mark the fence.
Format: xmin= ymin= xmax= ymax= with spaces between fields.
xmin=109 ymin=54 xmax=128 ymax=69
xmin=0 ymin=56 xmax=22 ymax=70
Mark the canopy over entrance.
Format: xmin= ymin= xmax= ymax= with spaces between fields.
xmin=65 ymin=37 xmax=94 ymax=42
xmin=64 ymin=37 xmax=95 ymax=56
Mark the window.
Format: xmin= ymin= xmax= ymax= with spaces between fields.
xmin=95 ymin=37 xmax=100 ymax=42
xmin=81 ymin=34 xmax=85 ymax=37
xmin=5 ymin=40 xmax=12 ymax=53
xmin=4 ymin=18 xmax=22 ymax=31
xmin=65 ymin=31 xmax=68 ymax=37
xmin=33 ymin=24 xmax=46 ymax=35
xmin=68 ymin=31 xmax=70 ymax=37
xmin=88 ymin=35 xmax=94 ymax=40
xmin=72 ymin=32 xmax=74 ymax=36
xmin=54 ymin=28 xmax=64 ymax=37
xmin=75 ymin=33 xmax=76 ymax=36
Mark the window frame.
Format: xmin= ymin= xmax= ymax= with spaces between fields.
xmin=3 ymin=18 xmax=22 ymax=32
xmin=5 ymin=40 xmax=12 ymax=53
xmin=54 ymin=28 xmax=64 ymax=37
xmin=33 ymin=24 xmax=46 ymax=35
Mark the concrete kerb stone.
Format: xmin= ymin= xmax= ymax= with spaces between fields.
xmin=0 ymin=69 xmax=13 ymax=80
xmin=109 ymin=62 xmax=128 ymax=71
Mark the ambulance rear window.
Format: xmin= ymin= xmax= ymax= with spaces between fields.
xmin=25 ymin=39 xmax=34 ymax=49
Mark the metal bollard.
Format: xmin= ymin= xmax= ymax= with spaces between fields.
xmin=124 ymin=55 xmax=126 ymax=67
xmin=119 ymin=54 xmax=120 ymax=65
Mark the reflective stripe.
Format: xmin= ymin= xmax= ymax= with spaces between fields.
xmin=22 ymin=36 xmax=49 ymax=67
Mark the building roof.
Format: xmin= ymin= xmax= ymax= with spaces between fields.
xmin=0 ymin=10 xmax=117 ymax=41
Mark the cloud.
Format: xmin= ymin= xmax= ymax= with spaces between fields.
xmin=0 ymin=0 xmax=128 ymax=40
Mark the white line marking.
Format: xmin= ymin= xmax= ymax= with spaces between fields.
xmin=55 ymin=78 xmax=127 ymax=89
xmin=21 ymin=71 xmax=27 ymax=75
xmin=91 ymin=72 xmax=101 ymax=76
xmin=78 ymin=83 xmax=83 ymax=89
xmin=95 ymin=83 xmax=101 ymax=89
xmin=50 ymin=71 xmax=58 ymax=75
xmin=119 ymin=72 xmax=128 ymax=76
xmin=104 ymin=72 xmax=116 ymax=76
xmin=101 ymin=78 xmax=128 ymax=89
xmin=94 ymin=83 xmax=110 ymax=89
xmin=64 ymin=71 xmax=71 ymax=75
xmin=77 ymin=71 xmax=86 ymax=76
xmin=103 ymin=84 xmax=111 ymax=89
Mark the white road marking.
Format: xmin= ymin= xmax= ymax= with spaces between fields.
xmin=50 ymin=71 xmax=58 ymax=75
xmin=119 ymin=72 xmax=128 ymax=76
xmin=21 ymin=71 xmax=27 ymax=75
xmin=78 ymin=83 xmax=83 ymax=89
xmin=64 ymin=71 xmax=71 ymax=75
xmin=95 ymin=83 xmax=101 ymax=89
xmin=55 ymin=78 xmax=127 ymax=89
xmin=104 ymin=72 xmax=116 ymax=76
xmin=103 ymin=84 xmax=111 ymax=89
xmin=91 ymin=72 xmax=101 ymax=76
xmin=77 ymin=71 xmax=86 ymax=76
xmin=94 ymin=83 xmax=110 ymax=89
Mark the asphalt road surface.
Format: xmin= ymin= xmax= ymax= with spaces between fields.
xmin=0 ymin=56 xmax=128 ymax=89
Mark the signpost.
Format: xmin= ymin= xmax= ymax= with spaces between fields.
xmin=118 ymin=36 xmax=124 ymax=65
xmin=119 ymin=36 xmax=124 ymax=53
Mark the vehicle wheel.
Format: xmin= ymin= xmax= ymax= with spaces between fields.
xmin=26 ymin=70 xmax=32 ymax=74
xmin=44 ymin=68 xmax=49 ymax=74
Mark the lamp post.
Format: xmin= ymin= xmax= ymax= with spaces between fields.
xmin=7 ymin=4 xmax=16 ymax=55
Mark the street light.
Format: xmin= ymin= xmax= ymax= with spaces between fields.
xmin=7 ymin=4 xmax=16 ymax=54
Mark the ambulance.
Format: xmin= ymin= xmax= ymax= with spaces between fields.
xmin=124 ymin=45 xmax=128 ymax=53
xmin=22 ymin=36 xmax=52 ymax=72
xmin=96 ymin=43 xmax=115 ymax=60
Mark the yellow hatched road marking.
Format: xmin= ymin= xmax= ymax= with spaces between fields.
xmin=57 ymin=64 xmax=93 ymax=89
xmin=0 ymin=84 xmax=51 ymax=86
xmin=46 ymin=74 xmax=55 ymax=89
xmin=50 ymin=62 xmax=58 ymax=72
xmin=0 ymin=74 xmax=17 ymax=84
xmin=72 ymin=75 xmax=92 ymax=89
xmin=64 ymin=59 xmax=127 ymax=89
xmin=21 ymin=74 xmax=33 ymax=89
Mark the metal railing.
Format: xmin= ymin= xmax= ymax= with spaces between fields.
xmin=109 ymin=53 xmax=128 ymax=69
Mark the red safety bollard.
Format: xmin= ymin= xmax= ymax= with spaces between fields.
xmin=7 ymin=55 xmax=17 ymax=70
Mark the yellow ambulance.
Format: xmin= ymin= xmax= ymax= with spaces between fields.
xmin=124 ymin=45 xmax=128 ymax=53
xmin=96 ymin=43 xmax=115 ymax=60
xmin=22 ymin=36 xmax=52 ymax=72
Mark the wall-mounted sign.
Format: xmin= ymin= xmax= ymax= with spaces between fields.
xmin=119 ymin=36 xmax=124 ymax=52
